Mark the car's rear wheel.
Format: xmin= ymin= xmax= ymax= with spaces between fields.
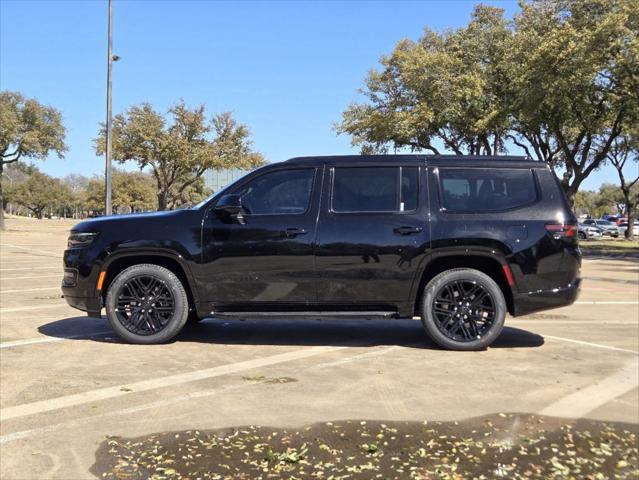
xmin=421 ymin=268 xmax=506 ymax=351
xmin=578 ymin=231 xmax=587 ymax=240
xmin=105 ymin=264 xmax=189 ymax=344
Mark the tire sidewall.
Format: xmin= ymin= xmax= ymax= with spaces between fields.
xmin=421 ymin=269 xmax=506 ymax=351
xmin=105 ymin=264 xmax=189 ymax=344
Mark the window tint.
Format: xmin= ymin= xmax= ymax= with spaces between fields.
xmin=235 ymin=169 xmax=314 ymax=215
xmin=332 ymin=166 xmax=419 ymax=213
xmin=439 ymin=168 xmax=536 ymax=212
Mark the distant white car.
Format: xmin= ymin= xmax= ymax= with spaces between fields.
xmin=577 ymin=223 xmax=603 ymax=240
xmin=581 ymin=219 xmax=620 ymax=237
xmin=618 ymin=222 xmax=639 ymax=236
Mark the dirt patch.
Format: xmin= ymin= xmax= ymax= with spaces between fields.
xmin=91 ymin=414 xmax=638 ymax=479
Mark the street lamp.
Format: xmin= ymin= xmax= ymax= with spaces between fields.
xmin=104 ymin=0 xmax=120 ymax=216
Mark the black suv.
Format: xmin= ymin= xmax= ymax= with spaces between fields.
xmin=62 ymin=155 xmax=581 ymax=350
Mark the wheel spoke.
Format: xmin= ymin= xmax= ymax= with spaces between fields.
xmin=432 ymin=278 xmax=495 ymax=343
xmin=114 ymin=274 xmax=175 ymax=336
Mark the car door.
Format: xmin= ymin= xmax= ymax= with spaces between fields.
xmin=315 ymin=163 xmax=430 ymax=310
xmin=199 ymin=166 xmax=321 ymax=308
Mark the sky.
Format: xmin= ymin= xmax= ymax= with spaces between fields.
xmin=0 ymin=0 xmax=627 ymax=190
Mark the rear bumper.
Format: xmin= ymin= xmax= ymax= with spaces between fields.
xmin=512 ymin=278 xmax=581 ymax=316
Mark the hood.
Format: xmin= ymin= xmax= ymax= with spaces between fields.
xmin=71 ymin=210 xmax=190 ymax=233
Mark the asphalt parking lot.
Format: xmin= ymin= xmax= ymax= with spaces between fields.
xmin=1 ymin=217 xmax=638 ymax=479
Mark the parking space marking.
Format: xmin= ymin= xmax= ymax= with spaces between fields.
xmin=1 ymin=274 xmax=61 ymax=280
xmin=0 ymin=331 xmax=113 ymax=349
xmin=544 ymin=335 xmax=639 ymax=355
xmin=1 ymin=266 xmax=60 ymax=272
xmin=0 ymin=243 xmax=61 ymax=257
xmin=575 ymin=301 xmax=639 ymax=305
xmin=0 ymin=286 xmax=61 ymax=294
xmin=540 ymin=360 xmax=639 ymax=418
xmin=0 ymin=345 xmax=346 ymax=421
xmin=0 ymin=303 xmax=69 ymax=314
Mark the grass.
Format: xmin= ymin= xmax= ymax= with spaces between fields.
xmin=580 ymin=239 xmax=639 ymax=256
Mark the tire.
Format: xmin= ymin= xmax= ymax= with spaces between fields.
xmin=578 ymin=231 xmax=587 ymax=240
xmin=105 ymin=264 xmax=189 ymax=344
xmin=420 ymin=268 xmax=506 ymax=351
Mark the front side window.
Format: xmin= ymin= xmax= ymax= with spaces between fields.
xmin=234 ymin=168 xmax=314 ymax=215
xmin=332 ymin=166 xmax=419 ymax=213
xmin=439 ymin=168 xmax=537 ymax=212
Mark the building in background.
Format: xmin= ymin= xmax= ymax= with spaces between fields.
xmin=202 ymin=168 xmax=249 ymax=194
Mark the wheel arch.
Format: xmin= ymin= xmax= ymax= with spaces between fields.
xmin=412 ymin=252 xmax=515 ymax=316
xmin=100 ymin=251 xmax=199 ymax=310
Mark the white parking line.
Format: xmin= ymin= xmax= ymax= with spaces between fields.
xmin=1 ymin=243 xmax=61 ymax=257
xmin=1 ymin=274 xmax=61 ymax=280
xmin=0 ymin=345 xmax=346 ymax=421
xmin=575 ymin=301 xmax=639 ymax=305
xmin=0 ymin=331 xmax=113 ymax=349
xmin=0 ymin=304 xmax=69 ymax=314
xmin=0 ymin=286 xmax=61 ymax=294
xmin=540 ymin=360 xmax=639 ymax=418
xmin=0 ymin=266 xmax=60 ymax=272
xmin=544 ymin=335 xmax=639 ymax=355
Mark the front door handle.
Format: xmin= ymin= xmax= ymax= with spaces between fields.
xmin=393 ymin=226 xmax=423 ymax=235
xmin=282 ymin=228 xmax=308 ymax=238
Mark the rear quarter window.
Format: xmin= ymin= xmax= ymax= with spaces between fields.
xmin=439 ymin=168 xmax=537 ymax=212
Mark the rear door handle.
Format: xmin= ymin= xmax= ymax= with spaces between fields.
xmin=393 ymin=226 xmax=423 ymax=235
xmin=282 ymin=228 xmax=308 ymax=238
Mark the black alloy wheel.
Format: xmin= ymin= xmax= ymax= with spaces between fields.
xmin=421 ymin=268 xmax=506 ymax=351
xmin=105 ymin=264 xmax=189 ymax=344
xmin=431 ymin=279 xmax=495 ymax=342
xmin=115 ymin=275 xmax=175 ymax=335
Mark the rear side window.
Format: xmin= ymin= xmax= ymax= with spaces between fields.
xmin=439 ymin=168 xmax=537 ymax=212
xmin=332 ymin=166 xmax=419 ymax=213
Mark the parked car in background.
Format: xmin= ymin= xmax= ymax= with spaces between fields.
xmin=618 ymin=222 xmax=639 ymax=236
xmin=581 ymin=219 xmax=620 ymax=237
xmin=577 ymin=223 xmax=603 ymax=240
xmin=62 ymin=155 xmax=581 ymax=351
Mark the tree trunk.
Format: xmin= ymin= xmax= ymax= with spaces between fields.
xmin=626 ymin=205 xmax=635 ymax=241
xmin=0 ymin=162 xmax=5 ymax=230
xmin=157 ymin=191 xmax=168 ymax=211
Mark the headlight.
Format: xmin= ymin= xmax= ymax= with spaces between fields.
xmin=67 ymin=232 xmax=99 ymax=248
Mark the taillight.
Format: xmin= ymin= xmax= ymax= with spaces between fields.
xmin=545 ymin=222 xmax=577 ymax=240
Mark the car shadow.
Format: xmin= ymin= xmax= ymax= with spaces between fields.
xmin=37 ymin=316 xmax=544 ymax=350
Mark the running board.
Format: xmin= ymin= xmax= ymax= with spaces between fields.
xmin=211 ymin=311 xmax=400 ymax=320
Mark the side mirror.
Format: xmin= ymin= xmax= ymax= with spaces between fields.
xmin=213 ymin=194 xmax=245 ymax=224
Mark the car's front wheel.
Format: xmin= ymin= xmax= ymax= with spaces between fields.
xmin=105 ymin=264 xmax=189 ymax=344
xmin=420 ymin=268 xmax=506 ymax=351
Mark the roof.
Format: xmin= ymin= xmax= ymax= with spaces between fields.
xmin=283 ymin=154 xmax=542 ymax=168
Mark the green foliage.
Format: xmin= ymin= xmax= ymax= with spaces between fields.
xmin=95 ymin=101 xmax=264 ymax=210
xmin=83 ymin=169 xmax=158 ymax=214
xmin=338 ymin=5 xmax=511 ymax=155
xmin=337 ymin=0 xmax=639 ymax=199
xmin=0 ymin=91 xmax=67 ymax=227
xmin=11 ymin=170 xmax=72 ymax=219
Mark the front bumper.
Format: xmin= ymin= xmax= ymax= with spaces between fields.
xmin=62 ymin=292 xmax=102 ymax=316
xmin=512 ymin=278 xmax=581 ymax=316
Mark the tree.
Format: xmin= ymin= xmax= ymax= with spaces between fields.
xmin=507 ymin=0 xmax=639 ymax=199
xmin=12 ymin=171 xmax=71 ymax=219
xmin=95 ymin=101 xmax=265 ymax=210
xmin=0 ymin=91 xmax=67 ymax=228
xmin=607 ymin=136 xmax=639 ymax=239
xmin=84 ymin=169 xmax=158 ymax=214
xmin=597 ymin=183 xmax=625 ymax=216
xmin=337 ymin=6 xmax=512 ymax=155
xmin=337 ymin=0 xmax=639 ymax=200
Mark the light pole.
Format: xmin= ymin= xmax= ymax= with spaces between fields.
xmin=105 ymin=0 xmax=114 ymax=216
